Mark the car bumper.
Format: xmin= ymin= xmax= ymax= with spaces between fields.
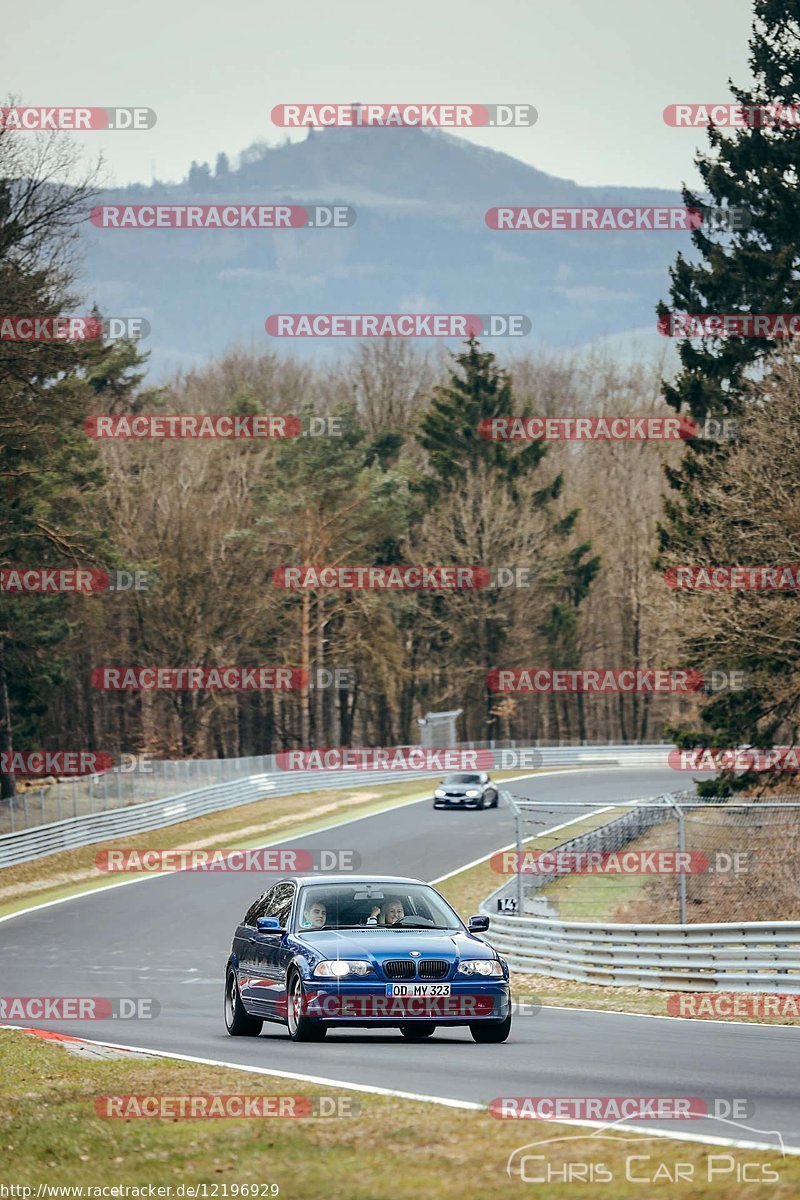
xmin=433 ymin=796 xmax=483 ymax=808
xmin=300 ymin=979 xmax=511 ymax=1025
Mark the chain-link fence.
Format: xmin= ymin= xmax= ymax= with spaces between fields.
xmin=499 ymin=792 xmax=800 ymax=925
xmin=0 ymin=755 xmax=267 ymax=835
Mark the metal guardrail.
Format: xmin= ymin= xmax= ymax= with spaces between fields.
xmin=482 ymin=789 xmax=800 ymax=992
xmin=1 ymin=740 xmax=672 ymax=835
xmin=481 ymin=910 xmax=800 ymax=992
xmin=0 ymin=743 xmax=673 ymax=868
xmin=0 ymin=776 xmax=274 ymax=869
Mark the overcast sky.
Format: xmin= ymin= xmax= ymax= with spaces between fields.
xmin=3 ymin=0 xmax=754 ymax=190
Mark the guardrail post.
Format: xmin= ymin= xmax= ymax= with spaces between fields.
xmin=664 ymin=793 xmax=687 ymax=924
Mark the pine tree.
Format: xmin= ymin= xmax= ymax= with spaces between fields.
xmin=658 ymin=1 xmax=800 ymax=778
xmin=659 ymin=1 xmax=800 ymax=433
xmin=0 ymin=129 xmax=147 ymax=799
xmin=416 ymin=339 xmax=599 ymax=738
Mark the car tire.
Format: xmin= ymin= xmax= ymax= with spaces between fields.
xmin=286 ymin=970 xmax=328 ymax=1042
xmin=399 ymin=1022 xmax=436 ymax=1039
xmin=224 ymin=968 xmax=263 ymax=1037
xmin=477 ymin=794 xmax=486 ymax=810
xmin=469 ymin=1013 xmax=512 ymax=1043
xmin=491 ymin=791 xmax=499 ymax=808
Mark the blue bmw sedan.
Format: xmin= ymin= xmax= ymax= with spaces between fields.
xmin=224 ymin=875 xmax=511 ymax=1043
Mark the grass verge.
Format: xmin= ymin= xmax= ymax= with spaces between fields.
xmin=0 ymin=1029 xmax=795 ymax=1197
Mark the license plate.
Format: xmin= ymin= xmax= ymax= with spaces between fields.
xmin=386 ymin=983 xmax=451 ymax=997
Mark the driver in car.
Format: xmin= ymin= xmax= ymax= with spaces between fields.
xmin=301 ymin=900 xmax=327 ymax=929
xmin=366 ymin=898 xmax=405 ymax=925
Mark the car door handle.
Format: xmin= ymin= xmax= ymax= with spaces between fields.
xmin=248 ymin=936 xmax=257 ymax=944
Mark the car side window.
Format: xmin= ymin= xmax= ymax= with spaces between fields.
xmin=243 ymin=887 xmax=276 ymax=927
xmin=266 ymin=882 xmax=296 ymax=927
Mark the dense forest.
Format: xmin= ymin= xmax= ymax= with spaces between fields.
xmin=2 ymin=0 xmax=799 ymax=797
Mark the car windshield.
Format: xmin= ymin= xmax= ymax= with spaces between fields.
xmin=444 ymin=774 xmax=481 ymax=784
xmin=295 ymin=883 xmax=463 ymax=932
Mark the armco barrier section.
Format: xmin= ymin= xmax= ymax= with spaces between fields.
xmin=0 ymin=743 xmax=672 ymax=868
xmin=480 ymin=909 xmax=800 ymax=992
xmin=482 ymin=790 xmax=800 ymax=992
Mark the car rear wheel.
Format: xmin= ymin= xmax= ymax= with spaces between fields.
xmin=469 ymin=1014 xmax=512 ymax=1043
xmin=286 ymin=970 xmax=327 ymax=1042
xmin=399 ymin=1022 xmax=436 ymax=1039
xmin=224 ymin=968 xmax=263 ymax=1037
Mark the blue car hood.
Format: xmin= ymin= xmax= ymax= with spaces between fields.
xmin=296 ymin=928 xmax=492 ymax=959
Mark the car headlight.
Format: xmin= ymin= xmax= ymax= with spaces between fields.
xmin=434 ymin=788 xmax=445 ymax=798
xmin=457 ymin=959 xmax=504 ymax=976
xmin=313 ymin=960 xmax=373 ymax=978
xmin=466 ymin=789 xmax=481 ymax=798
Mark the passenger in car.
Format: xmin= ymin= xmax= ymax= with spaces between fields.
xmin=301 ymin=900 xmax=327 ymax=929
xmin=366 ymin=898 xmax=405 ymax=925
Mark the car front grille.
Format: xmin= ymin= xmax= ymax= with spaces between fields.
xmin=383 ymin=960 xmax=416 ymax=979
xmin=418 ymin=959 xmax=449 ymax=979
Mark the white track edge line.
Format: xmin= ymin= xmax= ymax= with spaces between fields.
xmin=2 ymin=1026 xmax=796 ymax=1155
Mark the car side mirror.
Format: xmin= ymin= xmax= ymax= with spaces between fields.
xmin=468 ymin=915 xmax=490 ymax=932
xmin=256 ymin=917 xmax=285 ymax=934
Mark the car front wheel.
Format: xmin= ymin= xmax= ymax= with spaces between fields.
xmin=224 ymin=968 xmax=263 ymax=1037
xmin=286 ymin=970 xmax=328 ymax=1042
xmin=469 ymin=1013 xmax=512 ymax=1043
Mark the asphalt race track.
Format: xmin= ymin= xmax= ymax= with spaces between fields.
xmin=1 ymin=766 xmax=798 ymax=1154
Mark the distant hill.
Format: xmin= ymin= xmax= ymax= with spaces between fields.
xmin=82 ymin=127 xmax=689 ymax=378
